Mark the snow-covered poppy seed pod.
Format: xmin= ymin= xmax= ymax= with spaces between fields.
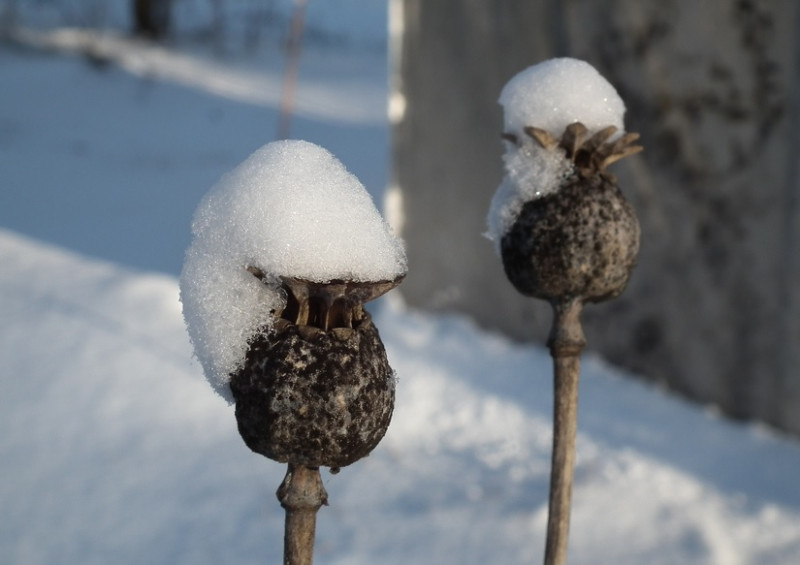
xmin=181 ymin=140 xmax=407 ymax=469
xmin=487 ymin=58 xmax=642 ymax=305
xmin=500 ymin=122 xmax=641 ymax=303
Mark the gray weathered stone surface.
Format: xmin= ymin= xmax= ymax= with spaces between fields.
xmin=392 ymin=0 xmax=800 ymax=433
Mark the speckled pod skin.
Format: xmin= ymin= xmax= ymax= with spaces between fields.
xmin=229 ymin=312 xmax=395 ymax=470
xmin=501 ymin=170 xmax=640 ymax=303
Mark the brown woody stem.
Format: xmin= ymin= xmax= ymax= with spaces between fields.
xmin=277 ymin=464 xmax=328 ymax=565
xmin=544 ymin=299 xmax=586 ymax=565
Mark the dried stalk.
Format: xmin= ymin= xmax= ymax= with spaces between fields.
xmin=543 ymin=299 xmax=586 ymax=565
xmin=277 ymin=464 xmax=328 ymax=565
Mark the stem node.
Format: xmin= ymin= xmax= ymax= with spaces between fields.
xmin=277 ymin=464 xmax=328 ymax=565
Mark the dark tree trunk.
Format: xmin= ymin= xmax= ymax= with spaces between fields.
xmin=132 ymin=0 xmax=171 ymax=41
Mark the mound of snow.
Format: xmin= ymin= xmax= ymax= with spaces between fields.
xmin=499 ymin=57 xmax=626 ymax=140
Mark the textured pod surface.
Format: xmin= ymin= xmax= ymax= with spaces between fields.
xmin=501 ymin=172 xmax=640 ymax=303
xmin=230 ymin=312 xmax=395 ymax=469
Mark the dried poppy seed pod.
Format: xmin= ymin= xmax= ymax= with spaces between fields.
xmin=230 ymin=271 xmax=401 ymax=470
xmin=500 ymin=122 xmax=641 ymax=304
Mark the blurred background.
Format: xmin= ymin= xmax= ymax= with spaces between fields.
xmin=3 ymin=0 xmax=799 ymax=437
xmin=391 ymin=0 xmax=800 ymax=436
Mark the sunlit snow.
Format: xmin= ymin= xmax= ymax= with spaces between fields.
xmin=499 ymin=57 xmax=626 ymax=141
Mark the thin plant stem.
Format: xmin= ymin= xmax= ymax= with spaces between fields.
xmin=543 ymin=299 xmax=586 ymax=565
xmin=277 ymin=463 xmax=328 ymax=565
xmin=277 ymin=0 xmax=308 ymax=140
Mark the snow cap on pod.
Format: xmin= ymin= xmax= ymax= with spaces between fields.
xmin=499 ymin=57 xmax=626 ymax=141
xmin=180 ymin=140 xmax=407 ymax=400
xmin=487 ymin=58 xmax=628 ymax=251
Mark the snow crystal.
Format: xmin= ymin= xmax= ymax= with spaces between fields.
xmin=486 ymin=141 xmax=575 ymax=251
xmin=486 ymin=58 xmax=628 ymax=251
xmin=180 ymin=140 xmax=407 ymax=400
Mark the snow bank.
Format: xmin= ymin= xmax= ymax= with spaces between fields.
xmin=487 ymin=58 xmax=628 ymax=250
xmin=4 ymin=229 xmax=800 ymax=564
xmin=180 ymin=140 xmax=406 ymax=399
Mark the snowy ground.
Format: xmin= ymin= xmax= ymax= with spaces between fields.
xmin=3 ymin=6 xmax=800 ymax=565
